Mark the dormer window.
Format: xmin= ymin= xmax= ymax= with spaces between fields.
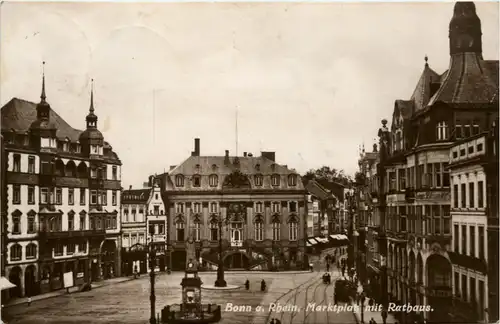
xmin=91 ymin=145 xmax=99 ymax=154
xmin=192 ymin=175 xmax=201 ymax=187
xmin=90 ymin=168 xmax=97 ymax=178
xmin=254 ymin=174 xmax=263 ymax=186
xmin=211 ymin=164 xmax=217 ymax=171
xmin=288 ymin=174 xmax=297 ymax=186
xmin=209 ymin=174 xmax=218 ymax=187
xmin=271 ymin=174 xmax=280 ymax=186
xmin=437 ymin=121 xmax=449 ymax=141
xmin=175 ymin=175 xmax=185 ymax=187
xmin=195 ymin=164 xmax=201 ymax=172
xmin=76 ymin=144 xmax=81 ymax=153
xmin=255 ymin=164 xmax=261 ymax=171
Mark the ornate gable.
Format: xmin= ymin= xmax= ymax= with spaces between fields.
xmin=222 ymin=170 xmax=251 ymax=189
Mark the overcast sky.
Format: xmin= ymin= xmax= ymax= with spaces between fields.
xmin=1 ymin=1 xmax=498 ymax=188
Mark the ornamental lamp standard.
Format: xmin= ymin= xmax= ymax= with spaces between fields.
xmin=214 ymin=202 xmax=227 ymax=288
xmin=345 ymin=189 xmax=356 ymax=275
xmin=148 ymin=236 xmax=157 ymax=324
xmin=378 ymin=119 xmax=390 ymax=324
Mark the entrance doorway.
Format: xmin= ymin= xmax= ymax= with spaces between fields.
xmin=223 ymin=252 xmax=250 ymax=269
xmin=8 ymin=267 xmax=22 ymax=298
xmin=24 ymin=265 xmax=37 ymax=297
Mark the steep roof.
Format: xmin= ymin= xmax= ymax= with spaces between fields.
xmin=1 ymin=98 xmax=82 ymax=141
xmin=165 ymin=154 xmax=304 ymax=192
xmin=122 ymin=189 xmax=151 ymax=204
xmin=428 ymin=54 xmax=498 ymax=106
xmin=1 ymin=97 xmax=115 ymax=151
xmin=306 ymin=180 xmax=332 ymax=201
xmin=410 ymin=64 xmax=441 ymax=112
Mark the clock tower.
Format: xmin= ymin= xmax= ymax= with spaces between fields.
xmin=449 ymin=2 xmax=483 ymax=56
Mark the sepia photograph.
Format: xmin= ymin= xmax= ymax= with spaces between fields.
xmin=0 ymin=1 xmax=498 ymax=323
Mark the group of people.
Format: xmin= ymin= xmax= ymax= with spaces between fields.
xmin=244 ymin=279 xmax=267 ymax=292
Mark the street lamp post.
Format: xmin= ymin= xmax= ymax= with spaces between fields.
xmin=214 ymin=211 xmax=227 ymax=287
xmin=378 ymin=119 xmax=390 ymax=324
xmin=346 ymin=190 xmax=356 ymax=276
xmin=149 ymin=239 xmax=157 ymax=324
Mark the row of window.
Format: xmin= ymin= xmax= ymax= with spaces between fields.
xmin=453 ymin=272 xmax=485 ymax=320
xmin=11 ymin=213 xmax=118 ymax=235
xmin=386 ymin=205 xmax=451 ymax=235
xmin=385 ymin=162 xmax=450 ymax=192
xmin=10 ymin=242 xmax=88 ymax=261
xmin=9 ymin=243 xmax=37 ymax=261
xmin=453 ymin=224 xmax=485 ymax=259
xmin=435 ymin=120 xmax=481 ymax=141
xmin=174 ymin=201 xmax=299 ymax=215
xmin=12 ymin=186 xmax=118 ymax=206
xmin=12 ymin=154 xmax=119 ymax=179
xmin=175 ymin=221 xmax=299 ymax=242
xmin=451 ymin=142 xmax=484 ymax=159
xmin=123 ymin=233 xmax=145 ymax=247
xmin=123 ymin=205 xmax=164 ymax=220
xmin=174 ymin=174 xmax=298 ymax=187
xmin=148 ymin=223 xmax=165 ymax=235
xmin=452 ymin=180 xmax=485 ymax=209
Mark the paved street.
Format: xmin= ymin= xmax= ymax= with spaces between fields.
xmin=4 ymin=271 xmax=327 ymax=324
xmin=255 ymin=271 xmax=357 ymax=324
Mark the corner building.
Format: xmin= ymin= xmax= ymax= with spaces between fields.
xmin=161 ymin=139 xmax=307 ymax=271
xmin=375 ymin=2 xmax=498 ymax=324
xmin=1 ymin=75 xmax=122 ymax=298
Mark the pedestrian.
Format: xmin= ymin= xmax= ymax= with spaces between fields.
xmin=27 ymin=295 xmax=32 ymax=306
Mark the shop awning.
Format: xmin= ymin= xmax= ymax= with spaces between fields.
xmin=307 ymin=238 xmax=318 ymax=245
xmin=0 ymin=277 xmax=16 ymax=290
xmin=315 ymin=237 xmax=329 ymax=244
xmin=306 ymin=242 xmax=312 ymax=247
xmin=330 ymin=234 xmax=349 ymax=240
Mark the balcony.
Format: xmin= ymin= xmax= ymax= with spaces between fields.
xmin=39 ymin=229 xmax=106 ymax=240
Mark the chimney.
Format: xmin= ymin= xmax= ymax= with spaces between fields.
xmin=191 ymin=138 xmax=200 ymax=156
xmin=224 ymin=150 xmax=230 ymax=165
xmin=129 ymin=185 xmax=132 ymax=190
xmin=247 ymin=153 xmax=253 ymax=157
xmin=261 ymin=151 xmax=276 ymax=162
xmin=243 ymin=152 xmax=247 ymax=157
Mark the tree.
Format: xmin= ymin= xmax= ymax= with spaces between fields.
xmin=302 ymin=166 xmax=353 ymax=186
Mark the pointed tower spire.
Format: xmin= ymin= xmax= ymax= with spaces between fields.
xmin=449 ymin=2 xmax=482 ymax=56
xmin=424 ymin=55 xmax=428 ymax=67
xmin=89 ymin=78 xmax=95 ymax=113
xmin=41 ymin=61 xmax=46 ymax=102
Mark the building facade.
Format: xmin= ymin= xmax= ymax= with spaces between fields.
xmin=120 ymin=176 xmax=167 ymax=275
xmin=363 ymin=3 xmax=498 ymax=324
xmin=1 ymin=75 xmax=122 ymax=298
xmin=448 ymin=120 xmax=499 ymax=323
xmin=161 ymin=138 xmax=308 ymax=271
xmin=356 ymin=144 xmax=379 ymax=287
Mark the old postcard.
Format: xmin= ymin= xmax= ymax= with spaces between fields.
xmin=0 ymin=1 xmax=499 ymax=324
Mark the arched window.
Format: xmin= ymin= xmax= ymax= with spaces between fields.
xmin=194 ymin=219 xmax=201 ymax=242
xmin=437 ymin=121 xmax=449 ymax=141
xmin=210 ymin=202 xmax=218 ymax=214
xmin=272 ymin=216 xmax=280 ymax=241
xmin=288 ymin=174 xmax=297 ymax=186
xmin=254 ymin=174 xmax=263 ymax=186
xmin=210 ymin=218 xmax=219 ymax=241
xmin=26 ymin=243 xmax=37 ymax=259
xmin=288 ymin=216 xmax=298 ymax=241
xmin=271 ymin=174 xmax=280 ymax=186
xmin=176 ymin=219 xmax=185 ymax=241
xmin=254 ymin=202 xmax=263 ymax=213
xmin=10 ymin=244 xmax=22 ymax=261
xmin=192 ymin=175 xmax=201 ymax=187
xmin=254 ymin=216 xmax=263 ymax=241
xmin=175 ymin=175 xmax=184 ymax=187
xmin=209 ymin=174 xmax=218 ymax=187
